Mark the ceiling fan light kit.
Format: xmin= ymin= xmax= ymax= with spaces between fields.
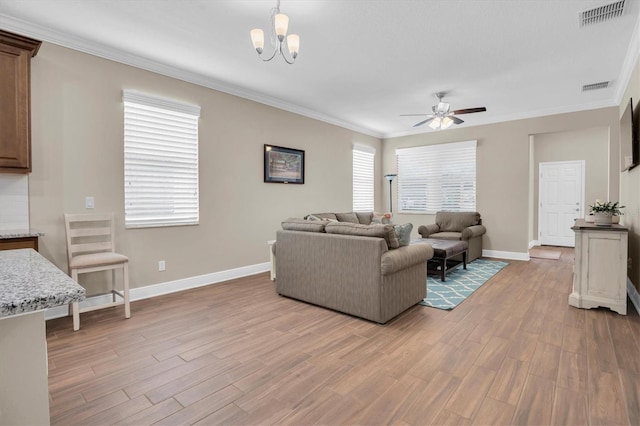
xmin=402 ymin=92 xmax=486 ymax=130
xmin=429 ymin=116 xmax=453 ymax=130
xmin=250 ymin=0 xmax=300 ymax=64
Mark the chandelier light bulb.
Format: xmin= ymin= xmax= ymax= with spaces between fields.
xmin=428 ymin=117 xmax=442 ymax=130
xmin=274 ymin=13 xmax=289 ymax=39
xmin=287 ymin=34 xmax=300 ymax=57
xmin=441 ymin=116 xmax=454 ymax=129
xmin=250 ymin=29 xmax=265 ymax=53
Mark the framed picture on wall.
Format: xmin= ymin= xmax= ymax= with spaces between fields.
xmin=264 ymin=144 xmax=305 ymax=184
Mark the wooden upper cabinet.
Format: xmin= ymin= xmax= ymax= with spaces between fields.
xmin=0 ymin=30 xmax=41 ymax=173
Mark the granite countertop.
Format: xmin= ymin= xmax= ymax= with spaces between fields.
xmin=0 ymin=249 xmax=85 ymax=317
xmin=0 ymin=229 xmax=44 ymax=239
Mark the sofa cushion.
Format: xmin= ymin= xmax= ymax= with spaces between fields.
xmin=394 ymin=223 xmax=413 ymax=247
xmin=306 ymin=214 xmax=338 ymax=223
xmin=282 ymin=218 xmax=326 ymax=232
xmin=436 ymin=211 xmax=481 ymax=232
xmin=335 ymin=212 xmax=359 ymax=223
xmin=306 ymin=213 xmax=338 ymax=221
xmin=355 ymin=212 xmax=373 ymax=225
xmin=325 ymin=222 xmax=400 ymax=249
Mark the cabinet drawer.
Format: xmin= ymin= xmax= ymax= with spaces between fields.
xmin=0 ymin=237 xmax=38 ymax=251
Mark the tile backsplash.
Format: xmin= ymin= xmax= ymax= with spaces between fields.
xmin=0 ymin=174 xmax=29 ymax=230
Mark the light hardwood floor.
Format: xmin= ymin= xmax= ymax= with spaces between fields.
xmin=46 ymin=247 xmax=640 ymax=425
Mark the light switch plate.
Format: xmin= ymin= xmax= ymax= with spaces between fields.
xmin=85 ymin=196 xmax=94 ymax=209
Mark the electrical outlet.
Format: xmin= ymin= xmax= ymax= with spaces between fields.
xmin=85 ymin=196 xmax=94 ymax=209
xmin=158 ymin=260 xmax=166 ymax=271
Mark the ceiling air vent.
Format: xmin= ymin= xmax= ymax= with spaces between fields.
xmin=582 ymin=81 xmax=610 ymax=92
xmin=579 ymin=0 xmax=626 ymax=26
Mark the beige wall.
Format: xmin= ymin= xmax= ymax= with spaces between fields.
xmin=25 ymin=40 xmax=635 ymax=294
xmin=28 ymin=43 xmax=382 ymax=291
xmin=619 ymin=54 xmax=640 ymax=294
xmin=531 ymin=126 xmax=610 ymax=240
xmin=383 ymin=108 xmax=620 ymax=256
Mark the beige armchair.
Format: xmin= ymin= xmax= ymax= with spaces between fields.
xmin=417 ymin=211 xmax=486 ymax=261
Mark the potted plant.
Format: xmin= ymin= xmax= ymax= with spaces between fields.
xmin=588 ymin=200 xmax=625 ymax=225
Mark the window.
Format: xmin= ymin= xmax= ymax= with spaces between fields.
xmin=396 ymin=140 xmax=476 ymax=214
xmin=353 ymin=144 xmax=375 ymax=212
xmin=123 ymin=90 xmax=200 ymax=228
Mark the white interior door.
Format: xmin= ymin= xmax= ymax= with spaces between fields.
xmin=538 ymin=161 xmax=585 ymax=247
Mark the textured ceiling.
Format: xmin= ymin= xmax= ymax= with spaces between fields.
xmin=0 ymin=0 xmax=638 ymax=138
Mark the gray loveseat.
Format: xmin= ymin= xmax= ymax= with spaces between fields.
xmin=417 ymin=211 xmax=486 ymax=261
xmin=276 ymin=218 xmax=433 ymax=324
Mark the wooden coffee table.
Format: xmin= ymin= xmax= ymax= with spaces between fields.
xmin=412 ymin=239 xmax=468 ymax=281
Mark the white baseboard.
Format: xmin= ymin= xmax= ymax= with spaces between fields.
xmin=482 ymin=250 xmax=530 ymax=261
xmin=42 ymin=250 xmax=534 ymax=319
xmin=45 ymin=255 xmax=639 ymax=320
xmin=45 ymin=261 xmax=271 ymax=320
xmin=628 ymin=278 xmax=640 ymax=315
xmin=529 ymin=240 xmax=540 ymax=249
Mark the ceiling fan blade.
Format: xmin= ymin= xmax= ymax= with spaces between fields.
xmin=414 ymin=117 xmax=435 ymax=127
xmin=400 ymin=113 xmax=430 ymax=116
xmin=452 ymin=107 xmax=487 ymax=115
xmin=450 ymin=116 xmax=464 ymax=124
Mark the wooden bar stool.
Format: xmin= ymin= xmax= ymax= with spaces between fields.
xmin=64 ymin=213 xmax=130 ymax=331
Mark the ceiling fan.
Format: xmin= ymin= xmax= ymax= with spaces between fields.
xmin=401 ymin=92 xmax=486 ymax=130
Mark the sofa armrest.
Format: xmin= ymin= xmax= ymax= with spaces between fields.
xmin=417 ymin=224 xmax=440 ymax=238
xmin=381 ymin=244 xmax=434 ymax=276
xmin=461 ymin=224 xmax=486 ymax=240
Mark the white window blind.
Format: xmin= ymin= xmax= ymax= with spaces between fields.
xmin=353 ymin=144 xmax=375 ymax=212
xmin=396 ymin=140 xmax=476 ymax=214
xmin=123 ymin=90 xmax=200 ymax=228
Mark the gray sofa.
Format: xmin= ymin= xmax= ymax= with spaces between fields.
xmin=417 ymin=211 xmax=486 ymax=261
xmin=275 ymin=218 xmax=434 ymax=324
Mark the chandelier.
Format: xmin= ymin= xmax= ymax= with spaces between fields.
xmin=250 ymin=0 xmax=300 ymax=64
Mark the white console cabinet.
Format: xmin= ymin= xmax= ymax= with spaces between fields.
xmin=569 ymin=219 xmax=628 ymax=315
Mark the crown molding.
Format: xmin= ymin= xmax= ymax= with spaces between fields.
xmin=0 ymin=13 xmax=383 ymax=139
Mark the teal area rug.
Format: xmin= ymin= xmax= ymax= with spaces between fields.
xmin=420 ymin=259 xmax=509 ymax=310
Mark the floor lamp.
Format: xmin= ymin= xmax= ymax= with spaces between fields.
xmin=384 ymin=174 xmax=397 ymax=213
